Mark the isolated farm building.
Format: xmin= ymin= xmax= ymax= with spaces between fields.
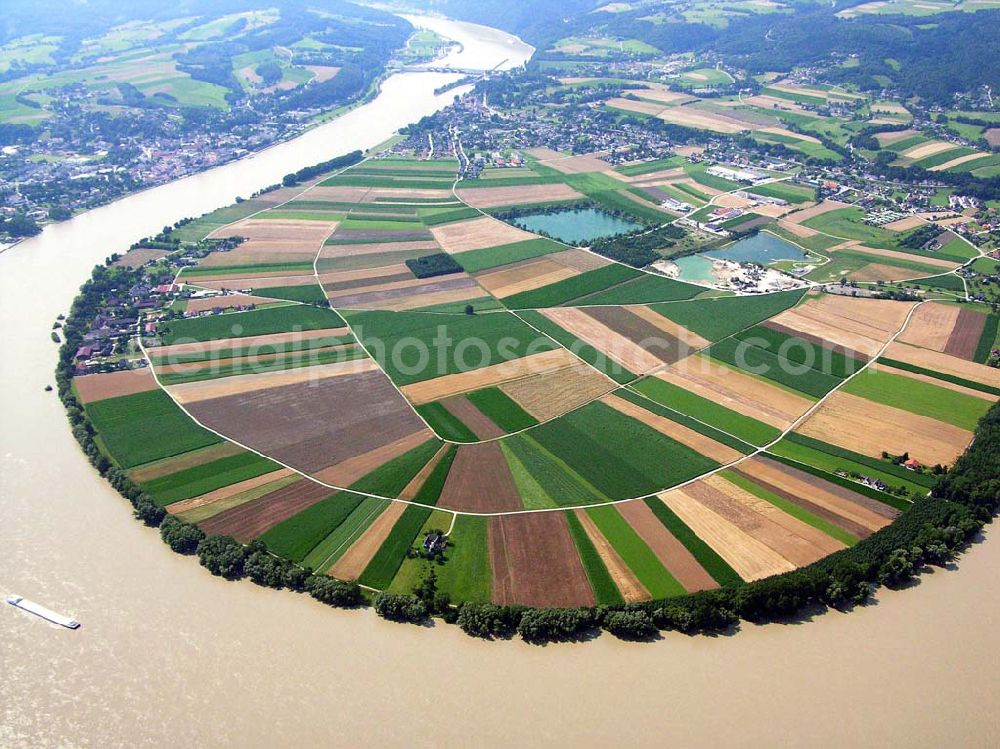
xmin=904 ymin=458 xmax=923 ymax=472
xmin=423 ymin=533 xmax=447 ymax=555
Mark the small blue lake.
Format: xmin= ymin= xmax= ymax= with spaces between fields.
xmin=704 ymin=232 xmax=805 ymax=265
xmin=511 ymin=207 xmax=642 ymax=245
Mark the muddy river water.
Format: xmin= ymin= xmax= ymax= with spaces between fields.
xmin=1 ymin=16 xmax=998 ymax=749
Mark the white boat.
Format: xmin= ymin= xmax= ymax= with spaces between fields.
xmin=5 ymin=594 xmax=80 ymax=629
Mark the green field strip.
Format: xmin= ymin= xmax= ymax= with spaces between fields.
xmin=84 ymin=389 xmax=221 ymax=470
xmin=974 ymin=315 xmax=1000 ymax=363
xmin=456 ymin=238 xmax=567 ymax=273
xmin=782 ymin=432 xmax=937 ymax=489
xmin=300 ymin=496 xmax=390 ymax=572
xmin=143 ymin=452 xmax=282 ymax=507
xmin=763 ymin=452 xmax=912 ymax=512
xmin=615 ymin=387 xmax=755 ymax=454
xmin=630 ymin=376 xmax=781 ymax=447
xmin=831 ymin=249 xmax=955 ymax=277
xmin=515 ymin=309 xmax=638 ymax=384
xmin=501 ymin=441 xmax=559 ymax=510
xmin=648 ymin=288 xmax=806 ymax=342
xmin=913 ymin=274 xmax=966 ymax=293
xmin=565 ymin=511 xmax=625 ymax=605
xmin=418 ymin=207 xmax=481 ymax=226
xmin=158 ymin=305 xmax=345 ymax=345
xmin=155 ymin=345 xmax=366 ymax=386
xmin=466 ymin=387 xmax=538 ymax=432
xmin=412 ymin=296 xmax=505 ymax=314
xmin=841 ymin=367 xmax=991 ymax=431
xmin=570 ymin=273 xmax=702 ymax=305
xmin=255 ymin=211 xmax=346 ymax=222
xmin=707 ymin=337 xmax=842 ymax=398
xmin=527 ymin=402 xmax=719 ymax=500
xmin=504 ymin=434 xmax=608 ymax=507
xmin=733 ymin=324 xmax=864 ymax=379
xmin=641 ymin=497 xmax=744 ymax=587
xmin=615 ymin=156 xmax=686 ymax=176
xmin=388 ymin=513 xmax=491 ymax=603
xmin=320 ymin=175 xmax=455 ymax=190
xmin=149 ymin=335 xmax=355 ymax=365
xmin=876 ymin=357 xmax=1000 ymax=397
xmin=248 ymin=285 xmax=328 ymax=304
xmin=260 ymin=439 xmax=443 ymax=561
xmin=721 ymin=470 xmax=859 ymax=547
xmin=457 ymin=175 xmax=567 ymax=189
xmin=502 ymin=264 xmax=642 ymax=309
xmin=584 ymin=505 xmax=686 ymax=599
xmin=345 ymin=309 xmax=557 ymax=386
xmin=416 ymin=402 xmax=479 ymax=443
xmin=357 ymin=447 xmax=457 ymax=588
xmin=746 ymin=182 xmax=817 ymax=205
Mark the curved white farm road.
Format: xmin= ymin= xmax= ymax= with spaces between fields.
xmin=2 ymin=17 xmax=999 ymax=749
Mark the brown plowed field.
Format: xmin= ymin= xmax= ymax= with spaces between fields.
xmin=616 ymin=500 xmax=718 ymax=593
xmin=441 ymin=396 xmax=505 ymax=439
xmin=329 ymin=502 xmax=407 ymax=580
xmin=399 ymin=348 xmax=577 ymax=405
xmin=657 ymin=356 xmax=813 ymax=429
xmin=944 ymin=308 xmax=987 ymax=360
xmin=583 ymin=305 xmax=694 ymax=365
xmin=437 ymin=442 xmax=522 ymax=513
xmin=475 ymin=258 xmax=579 ymax=298
xmin=327 ymin=276 xmax=478 ymax=309
xmin=601 ymin=394 xmax=743 ymax=465
xmin=298 ymin=186 xmax=371 ymax=203
xmin=432 ymin=216 xmax=536 ymax=253
xmin=319 ymin=240 xmax=439 ymax=261
xmin=209 ymin=218 xmax=337 ymax=248
xmin=371 ymin=285 xmax=483 ymax=312
xmin=875 ymin=129 xmax=918 ymax=146
xmin=318 ymin=263 xmax=411 ymax=287
xmin=797 ymin=391 xmax=973 ymax=466
xmin=541 ymin=307 xmax=666 ymax=373
xmin=898 ymin=303 xmax=960 ymax=351
xmin=499 ymin=364 xmax=615 ymax=422
xmin=128 ymin=442 xmax=244 ymax=483
xmin=175 ymin=475 xmax=301 ymax=525
xmin=199 ymin=478 xmax=335 ymax=542
xmin=75 ymin=367 xmax=159 ymax=404
xmin=762 ymin=320 xmax=869 ymax=366
xmin=575 ymin=509 xmax=648 ymax=602
xmin=457 ymin=183 xmax=584 ymax=208
xmin=657 ymin=488 xmax=796 ymax=582
xmin=200 ymin=275 xmax=322 ymax=291
xmin=489 ymin=512 xmax=596 ymax=607
xmin=196 ymin=249 xmax=319 ymax=268
xmin=168 ymin=359 xmax=376 ymax=404
xmin=183 ymin=367 xmax=429 ymax=474
xmin=884 ymin=342 xmax=1000 ymax=388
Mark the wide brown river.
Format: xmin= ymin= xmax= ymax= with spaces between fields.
xmin=1 ymin=16 xmax=998 ymax=749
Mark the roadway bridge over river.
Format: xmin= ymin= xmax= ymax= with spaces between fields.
xmin=398 ymin=65 xmax=488 ymax=75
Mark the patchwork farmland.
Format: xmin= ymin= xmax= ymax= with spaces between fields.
xmin=70 ymin=152 xmax=999 ymax=619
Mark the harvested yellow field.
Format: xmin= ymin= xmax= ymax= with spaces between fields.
xmin=605 ymin=97 xmax=667 ymax=117
xmin=929 ymin=152 xmax=990 ymax=172
xmin=548 ymin=248 xmax=612 ymax=272
xmin=900 ymin=141 xmax=958 ymax=160
xmin=657 ymin=488 xmax=796 ymax=582
xmin=897 ymin=302 xmax=961 ymax=351
xmin=432 ymin=216 xmax=536 ymax=253
xmin=883 ymin=215 xmax=926 ymax=232
xmin=849 ymin=262 xmax=922 ymax=283
xmin=313 ymin=429 xmax=435 ymax=487
xmin=743 ymin=94 xmax=809 ymax=113
xmin=475 ymin=258 xmax=579 ymax=298
xmin=539 ymin=153 xmax=620 ymax=176
xmin=498 ymin=363 xmax=615 ymax=421
xmin=797 ymin=391 xmax=973 ymax=466
xmin=199 ymin=275 xmax=324 ymax=291
xmin=601 ymin=393 xmax=743 ymax=464
xmin=622 ymin=88 xmax=693 ymax=104
xmin=150 ymin=327 xmax=349 ymax=358
xmin=769 ymin=293 xmax=914 ymax=357
xmin=758 ymin=126 xmax=821 ymax=144
xmin=657 ymin=106 xmax=746 ymax=134
xmin=884 ymin=342 xmax=1000 ymax=389
xmin=371 ymin=285 xmax=483 ymax=312
xmin=457 ymin=182 xmax=583 ymax=208
xmin=209 ymin=218 xmax=338 ymax=249
xmin=540 ymin=307 xmax=666 ymax=374
xmin=166 ymin=469 xmax=294 ymax=516
xmin=184 ymin=294 xmax=277 ymax=314
xmin=655 ymin=356 xmax=814 ymax=429
xmin=400 ymin=348 xmax=578 ymax=405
